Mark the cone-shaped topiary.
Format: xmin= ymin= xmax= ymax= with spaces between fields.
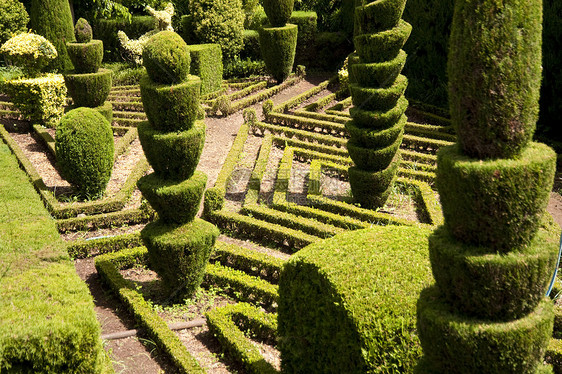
xmin=142 ymin=30 xmax=191 ymax=85
xmin=416 ymin=0 xmax=558 ymax=372
xmin=137 ymin=30 xmax=218 ymax=300
xmin=56 ymin=108 xmax=114 ymax=199
xmin=263 ymin=0 xmax=295 ymax=27
xmin=75 ymin=18 xmax=93 ymax=43
xmin=347 ymin=0 xmax=410 ymax=209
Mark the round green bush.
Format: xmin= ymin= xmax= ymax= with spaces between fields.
xmin=354 ymin=20 xmax=411 ymax=63
xmin=349 ymin=156 xmax=400 ymax=208
xmin=188 ymin=0 xmax=245 ymax=61
xmin=355 ymin=0 xmax=407 ymax=34
xmin=141 ymin=218 xmax=219 ymax=299
xmin=350 ymin=95 xmax=408 ymax=129
xmin=64 ymin=68 xmax=112 ymax=107
xmin=140 ymin=74 xmax=202 ymax=132
xmin=351 ymin=50 xmax=407 ymax=88
xmin=437 ymin=142 xmax=556 ymax=252
xmin=346 ymin=115 xmax=405 ymax=149
xmin=138 ymin=120 xmax=206 ymax=180
xmin=142 ymin=30 xmax=191 ymax=85
xmin=0 ymin=0 xmax=29 ymax=45
xmin=137 ymin=171 xmax=208 ymax=225
xmin=279 ymin=225 xmax=433 ymax=373
xmin=66 ymin=101 xmax=113 ymax=123
xmin=55 ymin=107 xmax=114 ymax=199
xmin=429 ymin=222 xmax=559 ymax=321
xmin=417 ymin=287 xmax=553 ymax=374
xmin=350 ymin=74 xmax=408 ymax=111
xmin=74 ymin=18 xmax=92 ymax=43
xmin=448 ymin=0 xmax=542 ymax=159
xmin=263 ymin=0 xmax=294 ymax=27
xmin=259 ymin=24 xmax=298 ymax=82
xmin=347 ymin=133 xmax=403 ymax=171
xmin=66 ymin=40 xmax=103 ymax=73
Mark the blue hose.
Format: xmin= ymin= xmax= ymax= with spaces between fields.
xmin=546 ymin=232 xmax=562 ymax=297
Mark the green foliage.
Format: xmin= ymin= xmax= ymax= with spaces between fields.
xmin=30 ymin=0 xmax=75 ymax=72
xmin=104 ymin=62 xmax=145 ymax=85
xmin=354 ymin=19 xmax=412 ymax=63
xmin=138 ymin=120 xmax=206 ymax=180
xmin=223 ymin=57 xmax=266 ymax=79
xmin=0 ymin=65 xmax=23 ymax=92
xmin=188 ymin=43 xmax=223 ymax=95
xmin=240 ymin=29 xmax=260 ymax=60
xmin=259 ymin=24 xmax=298 ymax=82
xmin=345 ymin=115 xmax=405 ymax=148
xmin=347 ymin=159 xmax=399 ymax=208
xmin=429 ymin=221 xmax=560 ymax=321
xmin=311 ymin=31 xmax=353 ymax=71
xmin=448 ymin=0 xmax=542 ymax=159
xmin=142 ymin=30 xmax=191 ymax=84
xmin=349 ymin=96 xmax=408 ymax=128
xmin=94 ymin=16 xmax=156 ymax=62
xmin=204 ymin=187 xmax=225 ymax=216
xmin=188 ymin=0 xmax=245 ymax=61
xmin=3 ymin=73 xmax=66 ymax=127
xmin=64 ymin=68 xmax=112 ymax=107
xmin=66 ymin=40 xmax=103 ymax=73
xmin=290 ymin=11 xmax=317 ymax=66
xmin=141 ymin=218 xmax=219 ymax=299
xmin=347 ymin=134 xmax=403 ymax=171
xmin=0 ymin=32 xmax=57 ymax=76
xmin=294 ymin=0 xmax=354 ymax=37
xmin=0 ymin=142 xmax=107 ymax=373
xmin=417 ymin=287 xmax=554 ymax=374
xmin=263 ymin=0 xmax=294 ymax=26
xmin=351 ymin=49 xmax=406 ymax=88
xmin=140 ymin=73 xmax=201 ymax=131
xmin=56 ymin=107 xmax=114 ymax=199
xmin=279 ymin=225 xmax=433 ymax=373
xmin=349 ymin=74 xmax=407 ymax=111
xmin=137 ymin=171 xmax=207 ymax=224
xmin=355 ymin=0 xmax=407 ymax=34
xmin=75 ymin=18 xmax=93 ymax=43
xmin=437 ymin=143 xmax=556 ymax=252
xmin=0 ymin=0 xmax=29 ymax=45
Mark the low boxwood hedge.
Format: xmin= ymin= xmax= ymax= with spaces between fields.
xmin=188 ymin=43 xmax=223 ymax=95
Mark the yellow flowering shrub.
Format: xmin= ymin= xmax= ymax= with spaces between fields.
xmin=0 ymin=32 xmax=57 ymax=77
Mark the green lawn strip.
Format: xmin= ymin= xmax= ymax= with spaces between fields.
xmin=0 ymin=140 xmax=110 ymax=373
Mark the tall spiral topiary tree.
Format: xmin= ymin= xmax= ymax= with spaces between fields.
xmin=416 ymin=0 xmax=559 ymax=372
xmin=30 ymin=0 xmax=75 ymax=72
xmin=137 ymin=30 xmax=219 ymax=300
xmin=258 ymin=0 xmax=298 ymax=82
xmin=347 ymin=0 xmax=410 ymax=208
xmin=64 ymin=18 xmax=113 ymax=122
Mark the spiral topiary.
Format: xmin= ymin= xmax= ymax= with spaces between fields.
xmin=137 ymin=30 xmax=219 ymax=300
xmin=55 ymin=108 xmax=114 ymax=199
xmin=347 ymin=0 xmax=410 ymax=209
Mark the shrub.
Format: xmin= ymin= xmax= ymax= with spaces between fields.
xmin=294 ymin=0 xmax=354 ymax=37
xmin=3 ymin=73 xmax=66 ymax=127
xmin=56 ymin=107 xmax=114 ymax=199
xmin=355 ymin=0 xmax=407 ymax=34
xmin=448 ymin=0 xmax=542 ymax=159
xmin=223 ymin=57 xmax=266 ymax=79
xmin=263 ymin=0 xmax=294 ymax=26
xmin=30 ymin=0 xmax=75 ymax=72
xmin=188 ymin=43 xmax=223 ymax=95
xmin=64 ymin=68 xmax=112 ymax=107
xmin=66 ymin=39 xmax=104 ymax=73
xmin=142 ymin=30 xmax=190 ymax=84
xmin=259 ymin=24 xmax=298 ymax=82
xmin=105 ymin=62 xmax=145 ymax=85
xmin=290 ymin=11 xmax=317 ymax=66
xmin=75 ymin=17 xmax=93 ymax=43
xmin=240 ymin=29 xmax=260 ymax=60
xmin=187 ymin=0 xmax=245 ymax=61
xmin=311 ymin=31 xmax=353 ymax=71
xmin=0 ymin=32 xmax=57 ymax=77
xmin=93 ymin=16 xmax=156 ymax=62
xmin=349 ymin=74 xmax=408 ymax=111
xmin=279 ymin=225 xmax=433 ymax=373
xmin=354 ymin=19 xmax=412 ymax=63
xmin=0 ymin=0 xmax=29 ymax=45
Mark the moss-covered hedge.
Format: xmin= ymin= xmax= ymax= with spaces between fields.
xmin=0 ymin=140 xmax=109 ymax=373
xmin=66 ymin=40 xmax=104 ymax=73
xmin=64 ymin=68 xmax=112 ymax=107
xmin=259 ymin=24 xmax=298 ymax=83
xmin=279 ymin=225 xmax=433 ymax=373
xmin=188 ymin=43 xmax=223 ymax=95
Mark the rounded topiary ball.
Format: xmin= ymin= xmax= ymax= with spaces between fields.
xmin=75 ymin=18 xmax=93 ymax=43
xmin=142 ymin=30 xmax=191 ymax=85
xmin=56 ymin=107 xmax=114 ymax=199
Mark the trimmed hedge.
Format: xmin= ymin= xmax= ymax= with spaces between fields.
xmin=93 ymin=16 xmax=156 ymax=62
xmin=290 ymin=11 xmax=317 ymax=66
xmin=355 ymin=0 xmax=407 ymax=34
xmin=143 ymin=30 xmax=191 ymax=85
xmin=279 ymin=225 xmax=433 ymax=373
xmin=351 ymin=49 xmax=407 ymax=88
xmin=349 ymin=95 xmax=408 ymax=129
xmin=75 ymin=18 xmax=93 ymax=43
xmin=417 ymin=287 xmax=554 ymax=374
xmin=354 ymin=20 xmax=412 ymax=63
xmin=188 ymin=43 xmax=223 ymax=95
xmin=349 ymin=74 xmax=408 ymax=111
xmin=263 ymin=0 xmax=294 ymax=26
xmin=241 ymin=29 xmax=261 ymax=60
xmin=56 ymin=108 xmax=114 ymax=199
xmin=0 ymin=140 xmax=108 ymax=373
xmin=64 ymin=68 xmax=112 ymax=107
xmin=346 ymin=114 xmax=405 ymax=148
xmin=66 ymin=40 xmax=104 ymax=73
xmin=437 ymin=142 xmax=556 ymax=251
xmin=138 ymin=120 xmax=205 ymax=180
xmin=0 ymin=0 xmax=28 ymax=45
xmin=137 ymin=171 xmax=207 ymax=224
xmin=448 ymin=0 xmax=542 ymax=159
xmin=141 ymin=218 xmax=219 ymax=299
xmin=347 ymin=133 xmax=404 ymax=171
xmin=429 ymin=221 xmax=560 ymax=321
xmin=140 ymin=74 xmax=201 ymax=131
xmin=259 ymin=24 xmax=298 ymax=83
